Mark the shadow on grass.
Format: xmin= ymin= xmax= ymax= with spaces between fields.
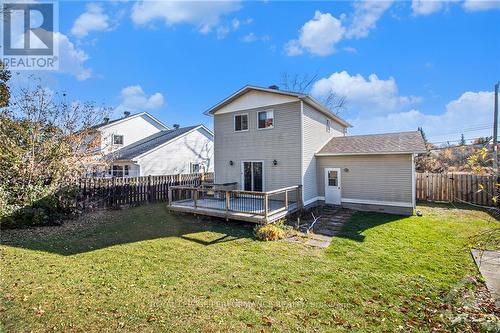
xmin=0 ymin=205 xmax=255 ymax=256
xmin=335 ymin=211 xmax=406 ymax=242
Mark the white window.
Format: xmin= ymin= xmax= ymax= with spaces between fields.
xmin=190 ymin=162 xmax=200 ymax=173
xmin=258 ymin=110 xmax=274 ymax=129
xmin=112 ymin=165 xmax=129 ymax=177
xmin=326 ymin=119 xmax=331 ymax=133
xmin=113 ymin=134 xmax=124 ymax=145
xmin=234 ymin=114 xmax=248 ymax=132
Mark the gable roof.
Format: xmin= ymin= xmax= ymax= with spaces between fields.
xmin=316 ymin=131 xmax=427 ymax=156
xmin=93 ymin=112 xmax=169 ymax=130
xmin=204 ymin=85 xmax=352 ymax=128
xmin=109 ymin=125 xmax=211 ymax=160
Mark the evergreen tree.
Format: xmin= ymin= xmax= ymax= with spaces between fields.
xmin=459 ymin=133 xmax=466 ymax=146
xmin=418 ymin=127 xmax=428 ymax=145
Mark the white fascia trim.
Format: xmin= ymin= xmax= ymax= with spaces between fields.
xmin=205 ymin=85 xmax=303 ymax=116
xmin=411 ymin=153 xmax=416 ymax=208
xmin=300 ymin=96 xmax=352 ymax=128
xmin=341 ymin=198 xmax=413 ymax=208
xmin=300 ymin=100 xmax=304 ymax=203
xmin=315 ymin=152 xmax=418 ymax=156
xmin=134 ymin=125 xmax=206 ymax=160
xmin=98 ymin=112 xmax=170 ymax=131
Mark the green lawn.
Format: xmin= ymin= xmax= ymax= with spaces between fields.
xmin=0 ymin=203 xmax=497 ymax=332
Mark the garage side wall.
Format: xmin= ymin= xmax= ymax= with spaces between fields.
xmin=316 ymin=154 xmax=414 ymax=215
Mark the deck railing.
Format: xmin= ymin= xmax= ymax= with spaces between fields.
xmin=168 ymin=184 xmax=302 ymax=219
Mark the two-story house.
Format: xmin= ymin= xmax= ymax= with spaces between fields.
xmin=204 ymin=85 xmax=425 ymax=215
xmin=90 ymin=111 xmax=214 ymax=177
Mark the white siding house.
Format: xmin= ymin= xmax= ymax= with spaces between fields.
xmin=90 ymin=112 xmax=214 ymax=177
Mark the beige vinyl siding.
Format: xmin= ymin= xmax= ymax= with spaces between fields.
xmin=214 ymin=101 xmax=302 ymax=191
xmin=316 ymin=154 xmax=413 ymax=204
xmin=302 ymin=103 xmax=345 ymax=203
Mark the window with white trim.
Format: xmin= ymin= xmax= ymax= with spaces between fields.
xmin=112 ymin=165 xmax=129 ymax=177
xmin=113 ymin=134 xmax=124 ymax=145
xmin=326 ymin=119 xmax=331 ymax=133
xmin=190 ymin=162 xmax=200 ymax=173
xmin=234 ymin=114 xmax=248 ymax=132
xmin=258 ymin=110 xmax=274 ymax=129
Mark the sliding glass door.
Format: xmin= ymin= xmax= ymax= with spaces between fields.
xmin=242 ymin=161 xmax=263 ymax=192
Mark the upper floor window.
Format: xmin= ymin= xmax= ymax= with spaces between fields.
xmin=326 ymin=119 xmax=331 ymax=133
xmin=113 ymin=134 xmax=124 ymax=145
xmin=258 ymin=110 xmax=274 ymax=129
xmin=234 ymin=114 xmax=248 ymax=132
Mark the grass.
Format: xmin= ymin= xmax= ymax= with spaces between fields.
xmin=0 ymin=203 xmax=497 ymax=332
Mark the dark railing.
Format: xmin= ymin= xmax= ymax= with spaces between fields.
xmin=168 ymin=185 xmax=302 ymax=221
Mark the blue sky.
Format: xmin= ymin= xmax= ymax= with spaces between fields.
xmin=10 ymin=0 xmax=500 ymax=145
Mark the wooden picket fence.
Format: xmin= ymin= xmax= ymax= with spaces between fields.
xmin=76 ymin=172 xmax=214 ymax=211
xmin=416 ymin=173 xmax=499 ymax=207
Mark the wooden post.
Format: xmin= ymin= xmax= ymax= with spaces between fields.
xmin=168 ymin=187 xmax=172 ymax=204
xmin=147 ymin=175 xmax=152 ymax=203
xmin=225 ymin=191 xmax=230 ymax=212
xmin=285 ymin=189 xmax=289 ymax=211
xmin=297 ymin=185 xmax=303 ymax=210
xmin=194 ymin=189 xmax=198 ymax=208
xmin=264 ymin=193 xmax=269 ymax=222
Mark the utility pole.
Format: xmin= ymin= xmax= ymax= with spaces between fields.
xmin=493 ymin=81 xmax=499 ymax=174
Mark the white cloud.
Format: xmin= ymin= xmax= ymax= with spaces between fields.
xmin=411 ymin=0 xmax=499 ymax=15
xmin=348 ymin=91 xmax=494 ymax=144
xmin=55 ymin=32 xmax=92 ymax=80
xmin=311 ymin=71 xmax=421 ymax=114
xmin=411 ymin=0 xmax=448 ymax=15
xmin=117 ymin=85 xmax=165 ymax=111
xmin=71 ymin=3 xmax=110 ymax=38
xmin=285 ymin=3 xmax=392 ymax=57
xmin=216 ymin=17 xmax=251 ymax=39
xmin=463 ymin=0 xmax=500 ymax=11
xmin=131 ymin=1 xmax=241 ymax=33
xmin=241 ymin=32 xmax=269 ymax=43
xmin=346 ymin=0 xmax=393 ymax=38
xmin=285 ymin=11 xmax=345 ymax=56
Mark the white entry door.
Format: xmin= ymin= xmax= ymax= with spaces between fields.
xmin=324 ymin=168 xmax=341 ymax=205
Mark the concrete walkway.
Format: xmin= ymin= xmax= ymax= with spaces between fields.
xmin=471 ymin=249 xmax=500 ymax=308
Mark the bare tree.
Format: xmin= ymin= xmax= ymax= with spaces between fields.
xmin=280 ymin=72 xmax=346 ymax=115
xmin=0 ymin=77 xmax=111 ymax=226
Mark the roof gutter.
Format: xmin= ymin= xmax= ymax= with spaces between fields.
xmin=315 ymin=151 xmax=426 ymax=156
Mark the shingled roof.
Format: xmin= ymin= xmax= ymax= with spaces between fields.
xmin=109 ymin=125 xmax=200 ymax=160
xmin=316 ymin=131 xmax=427 ymax=156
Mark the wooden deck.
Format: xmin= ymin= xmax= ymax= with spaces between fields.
xmin=168 ymin=185 xmax=302 ymax=223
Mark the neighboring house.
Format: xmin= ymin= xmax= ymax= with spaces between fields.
xmin=108 ymin=125 xmax=214 ymax=177
xmin=88 ymin=111 xmax=213 ymax=177
xmin=93 ymin=111 xmax=170 ymax=154
xmin=205 ymin=85 xmax=425 ymax=215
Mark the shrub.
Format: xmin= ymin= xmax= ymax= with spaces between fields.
xmin=254 ymin=223 xmax=286 ymax=241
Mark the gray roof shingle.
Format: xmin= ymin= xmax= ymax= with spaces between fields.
xmin=317 ymin=131 xmax=427 ymax=155
xmin=109 ymin=125 xmax=199 ymax=160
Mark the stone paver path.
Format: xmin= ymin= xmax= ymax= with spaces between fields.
xmin=284 ymin=205 xmax=354 ymax=248
xmin=311 ymin=205 xmax=354 ymax=237
xmin=471 ymin=249 xmax=500 ymax=308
